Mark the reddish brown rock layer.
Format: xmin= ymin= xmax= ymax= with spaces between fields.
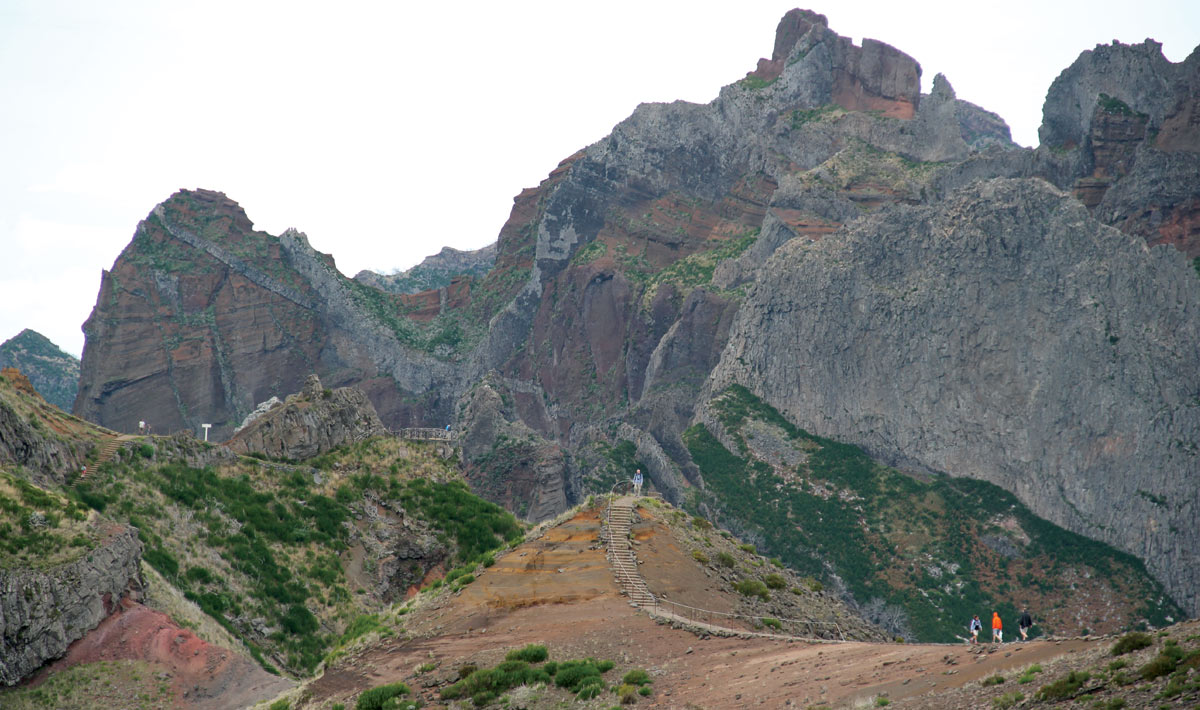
xmin=27 ymin=599 xmax=292 ymax=710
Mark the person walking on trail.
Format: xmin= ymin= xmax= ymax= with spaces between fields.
xmin=1018 ymin=610 xmax=1033 ymax=641
xmin=633 ymin=469 xmax=643 ymax=496
xmin=992 ymin=612 xmax=1003 ymax=643
xmin=969 ymin=615 xmax=982 ymax=644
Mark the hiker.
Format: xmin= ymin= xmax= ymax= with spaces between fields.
xmin=80 ymin=465 xmax=87 ymax=479
xmin=633 ymin=469 xmax=643 ymax=496
xmin=992 ymin=612 xmax=1003 ymax=643
xmin=969 ymin=615 xmax=982 ymax=643
xmin=1018 ymin=610 xmax=1033 ymax=641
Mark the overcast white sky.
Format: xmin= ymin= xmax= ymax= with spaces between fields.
xmin=2 ymin=0 xmax=1197 ymax=357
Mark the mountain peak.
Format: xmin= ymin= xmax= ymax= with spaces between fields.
xmin=0 ymin=329 xmax=79 ymax=411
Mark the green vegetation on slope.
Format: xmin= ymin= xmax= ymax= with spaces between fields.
xmin=70 ymin=437 xmax=521 ymax=676
xmin=634 ymin=232 xmax=758 ymax=308
xmin=0 ymin=659 xmax=174 ymax=710
xmin=0 ymin=470 xmax=95 ymax=569
xmin=683 ymin=385 xmax=1181 ymax=642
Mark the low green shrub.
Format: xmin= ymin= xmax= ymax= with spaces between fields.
xmin=763 ymin=573 xmax=786 ymax=590
xmin=715 ymin=551 xmax=736 ymax=567
xmin=1111 ymin=631 xmax=1153 ymax=656
xmin=692 ymin=550 xmax=709 ymax=564
xmin=1035 ymin=671 xmax=1090 ymax=700
xmin=1139 ymin=641 xmax=1185 ymax=680
xmin=739 ymin=543 xmax=756 ymax=554
xmin=506 ymin=644 xmax=549 ymax=663
xmin=734 ymin=578 xmax=770 ymax=601
xmin=441 ymin=660 xmax=551 ymax=702
xmin=762 ymin=618 xmax=782 ymax=630
xmin=981 ymin=675 xmax=1004 ymax=686
xmin=622 ymin=669 xmax=650 ymax=686
xmin=992 ymin=691 xmax=1024 ymax=709
xmin=617 ymin=683 xmax=638 ymax=704
xmin=355 ymin=682 xmax=411 ymax=710
xmin=577 ymin=678 xmax=605 ymax=700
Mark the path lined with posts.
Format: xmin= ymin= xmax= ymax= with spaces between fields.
xmin=604 ymin=495 xmax=845 ymax=642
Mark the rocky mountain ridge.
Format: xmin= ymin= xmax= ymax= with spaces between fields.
xmin=71 ymin=7 xmax=1200 ymax=620
xmin=0 ymin=329 xmax=80 ymax=412
xmin=354 ymin=243 xmax=496 ymax=295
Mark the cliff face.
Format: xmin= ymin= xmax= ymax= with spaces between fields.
xmin=224 ymin=374 xmax=388 ymax=460
xmin=709 ymin=178 xmax=1200 ymax=615
xmin=0 ymin=525 xmax=144 ymax=685
xmin=0 ymin=330 xmax=79 ymax=412
xmin=1038 ymin=40 xmax=1200 ymax=256
xmin=74 ymin=189 xmax=455 ymax=441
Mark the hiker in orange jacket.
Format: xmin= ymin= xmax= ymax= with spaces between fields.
xmin=992 ymin=612 xmax=1003 ymax=643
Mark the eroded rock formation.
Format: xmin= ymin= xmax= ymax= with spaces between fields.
xmin=0 ymin=525 xmax=144 ymax=685
xmin=224 ymin=374 xmax=388 ymax=460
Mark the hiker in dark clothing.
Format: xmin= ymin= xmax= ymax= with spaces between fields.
xmin=1019 ymin=610 xmax=1033 ymax=641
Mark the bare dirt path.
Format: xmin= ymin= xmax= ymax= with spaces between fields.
xmin=302 ymin=506 xmax=1107 ymax=709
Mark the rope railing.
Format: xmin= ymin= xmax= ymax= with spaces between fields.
xmin=603 ymin=495 xmax=845 ymax=642
xmin=646 ymin=596 xmax=845 ymax=641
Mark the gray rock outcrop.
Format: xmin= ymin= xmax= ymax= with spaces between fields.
xmin=708 ymin=177 xmax=1200 ymax=614
xmin=0 ymin=525 xmax=144 ymax=685
xmin=224 ymin=374 xmax=388 ymax=460
xmin=355 ymin=243 xmax=497 ymax=295
xmin=234 ymin=396 xmax=281 ymax=433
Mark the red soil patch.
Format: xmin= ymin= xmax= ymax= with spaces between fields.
xmin=26 ymin=598 xmax=292 ymax=709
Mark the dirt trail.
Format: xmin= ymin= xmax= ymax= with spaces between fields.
xmin=303 ymin=506 xmax=1107 ymax=709
xmin=25 ymin=598 xmax=293 ymax=709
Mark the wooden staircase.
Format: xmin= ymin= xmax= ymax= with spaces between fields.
xmin=606 ymin=499 xmax=655 ymax=607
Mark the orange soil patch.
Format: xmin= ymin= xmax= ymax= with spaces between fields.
xmin=300 ymin=505 xmax=1113 ymax=709
xmin=442 ymin=507 xmax=616 ymax=613
xmin=25 ymin=599 xmax=292 ymax=710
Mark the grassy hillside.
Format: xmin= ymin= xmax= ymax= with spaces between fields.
xmin=0 ymin=469 xmax=96 ymax=570
xmin=71 ymin=435 xmax=522 ymax=676
xmin=684 ymin=386 xmax=1181 ymax=642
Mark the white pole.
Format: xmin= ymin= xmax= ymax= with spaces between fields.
xmin=201 ymin=423 xmax=211 ymax=442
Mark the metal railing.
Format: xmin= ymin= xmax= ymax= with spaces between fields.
xmin=602 ymin=494 xmax=845 ymax=642
xmin=392 ymin=427 xmax=453 ymax=441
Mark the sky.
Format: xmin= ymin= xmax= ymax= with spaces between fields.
xmin=1 ymin=1 xmax=1197 ymax=358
